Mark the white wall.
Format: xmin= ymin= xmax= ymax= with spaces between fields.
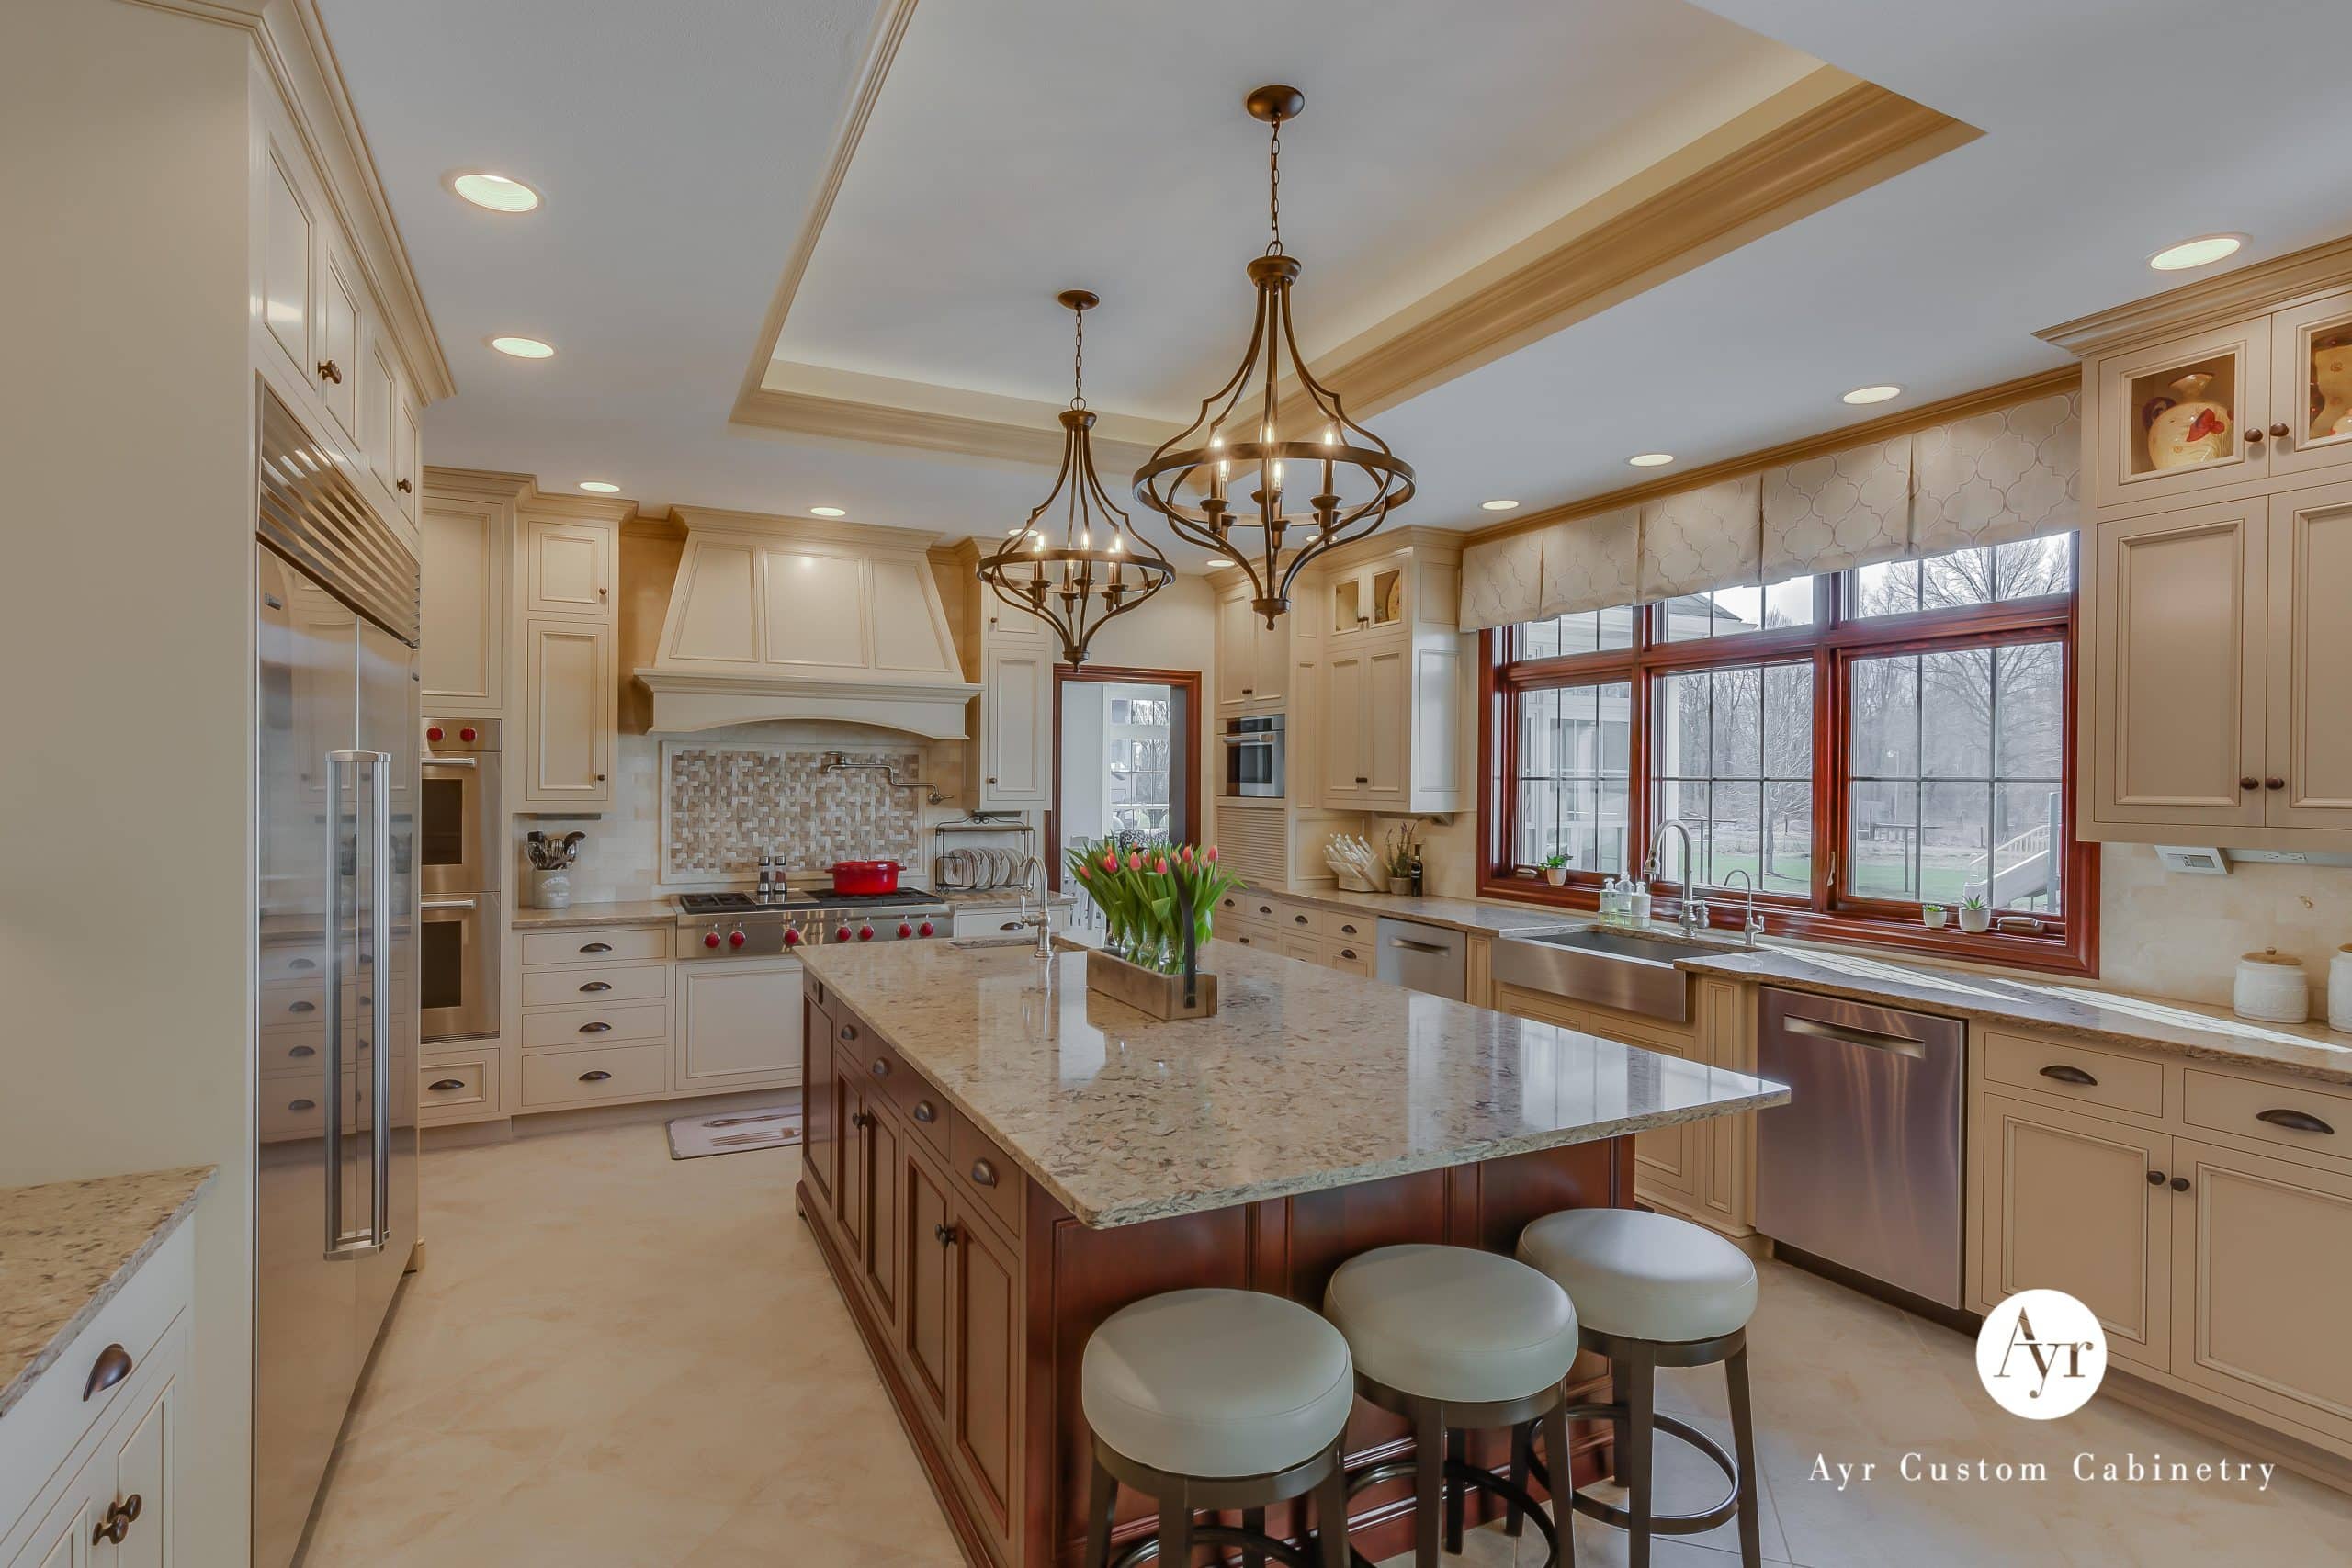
xmin=1058 ymin=684 xmax=1109 ymax=843
xmin=0 ymin=2 xmax=256 ymax=1561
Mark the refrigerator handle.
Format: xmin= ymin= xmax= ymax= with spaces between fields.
xmin=365 ymin=751 xmax=392 ymax=1250
xmin=322 ymin=750 xmax=391 ymax=1259
xmin=322 ymin=751 xmax=350 ymax=1258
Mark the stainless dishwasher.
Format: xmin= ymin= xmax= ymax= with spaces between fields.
xmin=1374 ymin=918 xmax=1467 ymax=999
xmin=1755 ymin=986 xmax=1965 ymax=1308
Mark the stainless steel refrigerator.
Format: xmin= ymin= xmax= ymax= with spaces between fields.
xmin=252 ymin=387 xmax=421 ymax=1568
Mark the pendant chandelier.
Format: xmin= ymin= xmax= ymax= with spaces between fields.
xmin=1132 ymin=85 xmax=1415 ymax=627
xmin=978 ymin=290 xmax=1175 ymax=666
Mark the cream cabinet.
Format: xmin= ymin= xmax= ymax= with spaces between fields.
xmin=419 ymin=491 xmax=509 ymax=715
xmin=676 ymin=959 xmax=804 ymax=1093
xmin=520 ymin=617 xmax=613 ymax=807
xmin=524 ymin=518 xmax=615 ymax=615
xmin=1213 ymin=581 xmax=1287 ymax=716
xmin=976 ymin=615 xmax=1052 ymax=811
xmin=1321 ymin=637 xmax=1461 ymax=814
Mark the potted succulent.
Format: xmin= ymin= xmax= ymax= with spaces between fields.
xmin=1065 ymin=839 xmax=1242 ymax=1019
xmin=1921 ymin=902 xmax=1948 ymax=930
xmin=1540 ymin=852 xmax=1572 ymax=887
xmin=1958 ymin=894 xmax=1992 ymax=934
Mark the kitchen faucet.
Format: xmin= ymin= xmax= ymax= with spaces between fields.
xmin=1720 ymin=867 xmax=1763 ymax=949
xmin=1644 ymin=820 xmax=1709 ymax=938
xmin=1013 ymin=861 xmax=1055 ymax=959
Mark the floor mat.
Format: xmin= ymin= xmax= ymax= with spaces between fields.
xmin=666 ymin=1102 xmax=802 ymax=1159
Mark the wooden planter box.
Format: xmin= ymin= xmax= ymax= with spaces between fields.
xmin=1085 ymin=947 xmax=1219 ymax=1020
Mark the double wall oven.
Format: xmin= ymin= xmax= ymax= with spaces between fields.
xmin=1220 ymin=714 xmax=1285 ymax=799
xmin=419 ymin=719 xmax=499 ymax=1042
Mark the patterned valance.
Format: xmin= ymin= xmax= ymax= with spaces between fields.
xmin=1457 ymin=390 xmax=2081 ymax=631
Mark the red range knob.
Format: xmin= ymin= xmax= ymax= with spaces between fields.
xmin=729 ymin=929 xmax=746 ymax=948
xmin=918 ymin=921 xmax=934 ymax=938
xmin=897 ymin=922 xmax=913 ymax=940
xmin=833 ymin=926 xmax=851 ymax=942
xmin=857 ymin=924 xmax=875 ymax=942
xmin=425 ymin=726 xmax=444 ymax=742
xmin=459 ymin=726 xmax=478 ymax=743
xmin=703 ymin=931 xmax=721 ymax=949
xmin=783 ymin=927 xmax=802 ymax=947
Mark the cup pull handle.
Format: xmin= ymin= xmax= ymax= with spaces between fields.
xmin=579 ymin=1021 xmax=612 ymax=1034
xmin=580 ymin=1070 xmax=613 ymax=1083
xmin=913 ymin=1101 xmax=937 ymax=1124
xmin=2038 ymin=1064 xmax=2098 ymax=1087
xmin=581 ymin=942 xmax=613 ymax=953
xmin=84 ymin=1344 xmax=133 ymax=1402
xmin=2256 ymin=1108 xmax=2335 ymax=1136
xmin=969 ymin=1158 xmax=998 ymax=1189
xmin=428 ymin=1078 xmax=466 ymax=1091
xmin=579 ymin=981 xmax=612 ymax=993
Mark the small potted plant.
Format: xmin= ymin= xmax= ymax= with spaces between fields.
xmin=1958 ymin=894 xmax=1991 ymax=934
xmin=1540 ymin=852 xmax=1572 ymax=887
xmin=1920 ymin=902 xmax=1948 ymax=930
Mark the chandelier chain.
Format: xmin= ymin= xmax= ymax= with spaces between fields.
xmin=1265 ymin=117 xmax=1283 ymax=255
xmin=1070 ymin=306 xmax=1086 ymax=410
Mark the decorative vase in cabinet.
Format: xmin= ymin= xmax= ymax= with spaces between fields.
xmin=2144 ymin=373 xmax=2233 ymax=471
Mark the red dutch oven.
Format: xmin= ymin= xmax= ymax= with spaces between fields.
xmin=830 ymin=860 xmax=903 ymax=896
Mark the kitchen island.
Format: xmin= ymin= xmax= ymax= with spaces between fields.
xmin=794 ymin=938 xmax=1785 ymax=1567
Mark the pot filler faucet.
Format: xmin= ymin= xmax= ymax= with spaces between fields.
xmin=1644 ymin=820 xmax=1709 ymax=938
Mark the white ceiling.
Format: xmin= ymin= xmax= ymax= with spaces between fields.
xmin=319 ymin=0 xmax=2352 ymax=546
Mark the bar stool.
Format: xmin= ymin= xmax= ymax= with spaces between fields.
xmin=1080 ymin=1288 xmax=1356 ymax=1568
xmin=1516 ymin=1208 xmax=1763 ymax=1568
xmin=1322 ymin=1244 xmax=1582 ymax=1568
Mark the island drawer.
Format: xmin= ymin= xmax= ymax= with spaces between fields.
xmin=520 ymin=1000 xmax=669 ymax=1050
xmin=520 ymin=1043 xmax=667 ymax=1107
xmin=831 ymin=1010 xmax=876 ymax=1076
xmin=1980 ymin=1030 xmax=2163 ymax=1119
xmin=522 ymin=926 xmax=669 ymax=967
xmin=952 ymin=1111 xmax=1023 ymax=1241
xmin=2183 ymin=1068 xmax=2352 ymax=1165
xmin=522 ymin=963 xmax=670 ymax=1009
xmin=897 ymin=1078 xmax=954 ymax=1162
xmin=418 ymin=1053 xmax=499 ymax=1122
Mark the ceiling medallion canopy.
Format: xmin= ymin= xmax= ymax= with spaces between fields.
xmin=978 ymin=290 xmax=1175 ymax=666
xmin=1132 ymin=85 xmax=1416 ymax=626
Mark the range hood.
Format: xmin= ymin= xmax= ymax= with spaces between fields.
xmin=636 ymin=507 xmax=979 ymax=739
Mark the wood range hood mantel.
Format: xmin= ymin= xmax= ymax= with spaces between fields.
xmin=635 ymin=506 xmax=979 ymax=739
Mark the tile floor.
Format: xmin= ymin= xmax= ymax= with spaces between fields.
xmin=302 ymin=1122 xmax=2352 ymax=1567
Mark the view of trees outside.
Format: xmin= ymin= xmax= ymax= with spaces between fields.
xmin=1104 ymin=688 xmax=1171 ymax=838
xmin=1509 ymin=535 xmax=2073 ymax=908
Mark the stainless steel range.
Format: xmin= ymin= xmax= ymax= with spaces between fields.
xmin=674 ymin=888 xmax=953 ymax=958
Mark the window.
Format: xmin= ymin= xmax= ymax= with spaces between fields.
xmin=1481 ymin=535 xmax=2090 ymax=970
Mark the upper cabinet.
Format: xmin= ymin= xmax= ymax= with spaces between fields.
xmin=1214 ymin=584 xmax=1287 ymax=715
xmin=1305 ymin=535 xmax=1464 ymax=816
xmin=514 ymin=512 xmax=620 ymax=810
xmin=2061 ymin=243 xmax=2352 ymax=850
xmin=525 ymin=518 xmax=616 ymax=616
xmin=976 ymin=612 xmax=1052 ymax=811
xmin=419 ymin=486 xmax=513 ymax=716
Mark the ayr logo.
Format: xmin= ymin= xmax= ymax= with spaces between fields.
xmin=1975 ymin=1288 xmax=2107 ymax=1419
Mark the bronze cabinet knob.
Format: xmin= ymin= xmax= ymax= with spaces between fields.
xmin=316 ymin=359 xmax=342 ymax=384
xmin=2270 ymin=422 xmax=2291 ymax=438
xmin=396 ymin=478 xmax=413 ymax=492
xmin=2147 ymin=1169 xmax=2166 ymax=1186
xmin=2240 ymin=775 xmax=2260 ymax=791
xmin=2267 ymin=777 xmax=2287 ymax=790
xmin=2170 ymin=1175 xmax=2191 ymax=1192
xmin=94 ymin=1495 xmax=141 ymax=1546
xmin=934 ymin=1222 xmax=959 ymax=1247
xmin=2246 ymin=426 xmax=2266 ymax=444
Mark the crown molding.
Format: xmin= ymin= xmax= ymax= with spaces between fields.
xmin=1464 ymin=366 xmax=2076 ymax=547
xmin=422 ymin=466 xmax=639 ymax=522
xmin=2036 ymin=233 xmax=2352 ymax=358
xmin=731 ymin=380 xmax=1164 ymax=476
xmin=666 ymin=503 xmax=942 ymax=553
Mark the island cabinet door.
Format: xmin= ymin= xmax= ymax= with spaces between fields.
xmin=801 ymin=998 xmax=837 ymax=1213
xmin=839 ymin=1088 xmax=867 ymax=1259
xmin=861 ymin=1095 xmax=904 ymax=1325
xmin=901 ymin=1146 xmax=954 ymax=1430
xmin=948 ymin=1204 xmax=1021 ymax=1558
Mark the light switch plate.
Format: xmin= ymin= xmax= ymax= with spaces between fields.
xmin=2152 ymin=845 xmax=2231 ymax=875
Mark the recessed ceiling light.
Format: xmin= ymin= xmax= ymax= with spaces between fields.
xmin=1480 ymin=499 xmax=1521 ymax=512
xmin=489 ymin=335 xmax=554 ymax=359
xmin=2149 ymin=234 xmax=2245 ymax=272
xmin=578 ymin=480 xmax=620 ymax=494
xmin=808 ymin=506 xmax=848 ymax=518
xmin=447 ymin=172 xmax=541 ymax=213
xmin=1842 ymin=384 xmax=1903 ymax=405
xmin=1628 ymin=452 xmax=1676 ymax=468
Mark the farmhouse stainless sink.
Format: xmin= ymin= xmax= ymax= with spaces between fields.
xmin=1489 ymin=926 xmax=1714 ymax=1023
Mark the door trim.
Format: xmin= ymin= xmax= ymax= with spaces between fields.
xmin=1046 ymin=665 xmax=1204 ymax=890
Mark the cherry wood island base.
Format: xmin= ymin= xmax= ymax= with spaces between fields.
xmin=797 ymin=981 xmax=1632 ymax=1568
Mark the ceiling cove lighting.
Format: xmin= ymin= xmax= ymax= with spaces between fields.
xmin=1842 ymin=384 xmax=1903 ymax=405
xmin=1480 ymin=499 xmax=1521 ymax=512
xmin=448 ymin=172 xmax=541 ymax=213
xmin=1131 ymin=85 xmax=1414 ymax=630
xmin=808 ymin=506 xmax=848 ymax=518
xmin=489 ymin=335 xmax=554 ymax=359
xmin=978 ymin=291 xmax=1174 ymax=667
xmin=1628 ymin=452 xmax=1676 ymax=468
xmin=577 ymin=480 xmax=620 ymax=494
xmin=2149 ymin=234 xmax=2245 ymax=272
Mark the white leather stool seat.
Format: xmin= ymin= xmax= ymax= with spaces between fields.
xmin=1323 ymin=1244 xmax=1579 ymax=1404
xmin=1518 ymin=1208 xmax=1758 ymax=1342
xmin=1082 ymin=1288 xmax=1355 ymax=1480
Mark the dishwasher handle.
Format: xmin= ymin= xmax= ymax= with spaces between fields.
xmin=1783 ymin=1015 xmax=1928 ymax=1059
xmin=1385 ymin=936 xmax=1450 ymax=954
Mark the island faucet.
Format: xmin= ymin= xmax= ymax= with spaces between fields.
xmin=1013 ymin=860 xmax=1054 ymax=959
xmin=1644 ymin=819 xmax=1709 ymax=938
xmin=1720 ymin=867 xmax=1762 ymax=949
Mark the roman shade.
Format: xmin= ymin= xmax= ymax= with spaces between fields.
xmin=1457 ymin=389 xmax=2082 ymax=632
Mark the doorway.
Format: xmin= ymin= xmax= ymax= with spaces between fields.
xmin=1049 ymin=666 xmax=1200 ymax=887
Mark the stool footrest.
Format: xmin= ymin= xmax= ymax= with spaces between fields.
xmin=1340 ymin=1455 xmax=1565 ymax=1568
xmin=1110 ymin=1520 xmax=1322 ymax=1568
xmin=1537 ymin=1404 xmax=1744 ymax=1536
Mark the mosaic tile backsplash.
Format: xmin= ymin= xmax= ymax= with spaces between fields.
xmin=662 ymin=742 xmax=925 ymax=881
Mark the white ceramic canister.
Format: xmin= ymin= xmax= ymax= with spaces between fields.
xmin=527 ymin=866 xmax=572 ymax=910
xmin=2330 ymin=945 xmax=2352 ymax=1034
xmin=2233 ymin=948 xmax=2309 ymax=1024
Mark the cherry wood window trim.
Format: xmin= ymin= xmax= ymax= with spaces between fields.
xmin=1046 ymin=664 xmax=1204 ymax=893
xmin=1476 ymin=573 xmax=2099 ymax=976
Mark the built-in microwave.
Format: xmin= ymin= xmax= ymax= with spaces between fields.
xmin=1220 ymin=715 xmax=1285 ymax=799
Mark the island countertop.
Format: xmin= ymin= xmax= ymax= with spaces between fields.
xmin=797 ymin=940 xmax=1787 ymax=1227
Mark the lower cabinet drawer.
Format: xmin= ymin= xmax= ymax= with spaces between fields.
xmin=419 ymin=1055 xmax=499 ymax=1122
xmin=2183 ymin=1068 xmax=2352 ymax=1165
xmin=521 ymin=926 xmax=669 ymax=966
xmin=1981 ymin=1030 xmax=2164 ymax=1119
xmin=522 ymin=963 xmax=669 ymax=1009
xmin=952 ymin=1112 xmax=1023 ymax=1241
xmin=521 ymin=1000 xmax=669 ymax=1049
xmin=1218 ymin=922 xmax=1275 ymax=951
xmin=1314 ymin=907 xmax=1374 ymax=945
xmin=520 ymin=1043 xmax=668 ymax=1108
xmin=1327 ymin=940 xmax=1374 ymax=976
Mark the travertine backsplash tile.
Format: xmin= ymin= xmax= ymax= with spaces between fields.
xmin=2100 ymin=844 xmax=2352 ymax=1009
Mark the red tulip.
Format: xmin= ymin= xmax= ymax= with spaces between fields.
xmin=1102 ymin=852 xmax=1118 ymax=872
xmin=1204 ymin=846 xmax=1218 ymax=863
xmin=1154 ymin=857 xmax=1169 ymax=874
xmin=1180 ymin=843 xmax=1194 ymax=863
xmin=1128 ymin=851 xmax=1144 ymax=871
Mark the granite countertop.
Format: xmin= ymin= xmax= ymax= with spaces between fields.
xmin=1 ymin=1166 xmax=215 ymax=1420
xmin=511 ymin=898 xmax=680 ymax=930
xmin=798 ymin=941 xmax=1786 ymax=1228
xmin=1678 ymin=945 xmax=2352 ymax=1086
xmin=1239 ymin=882 xmax=1574 ymax=936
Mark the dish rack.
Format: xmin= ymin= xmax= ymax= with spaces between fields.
xmin=933 ymin=814 xmax=1039 ymax=893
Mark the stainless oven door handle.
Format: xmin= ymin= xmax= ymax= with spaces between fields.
xmin=1783 ymin=1016 xmax=1928 ymax=1059
xmin=421 ymin=755 xmax=478 ymax=768
xmin=420 ymin=897 xmax=477 ymax=911
xmin=1216 ymin=735 xmax=1272 ymax=746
